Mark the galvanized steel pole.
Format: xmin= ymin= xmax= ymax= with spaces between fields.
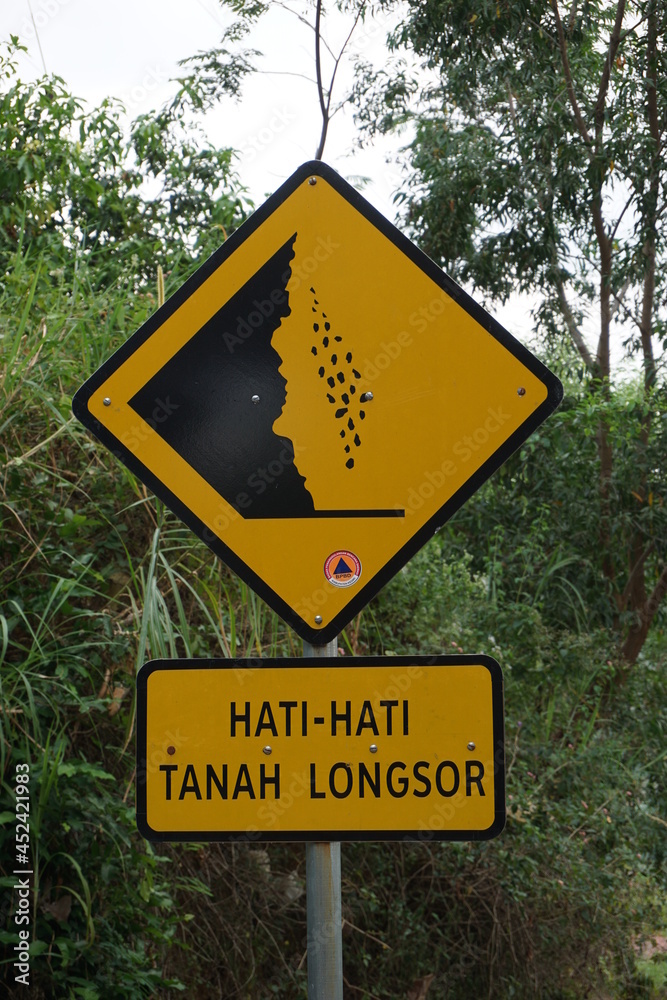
xmin=303 ymin=638 xmax=343 ymax=1000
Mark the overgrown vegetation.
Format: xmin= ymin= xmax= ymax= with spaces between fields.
xmin=1 ymin=21 xmax=666 ymax=1000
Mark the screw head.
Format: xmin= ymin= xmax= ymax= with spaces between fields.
xmin=251 ymin=394 xmax=260 ymax=404
xmin=467 ymin=741 xmax=476 ymax=751
xmin=517 ymin=387 xmax=526 ymax=397
xmin=369 ymin=744 xmax=378 ymax=753
xmin=308 ymin=176 xmax=317 ymax=186
xmin=167 ymin=746 xmax=176 ymax=756
xmin=314 ymin=615 xmax=323 ymax=625
xmin=263 ymin=746 xmax=272 ymax=755
xmin=103 ymin=397 xmax=111 ymax=406
xmin=360 ymin=391 xmax=374 ymax=402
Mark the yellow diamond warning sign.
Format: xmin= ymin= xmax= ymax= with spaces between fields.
xmin=73 ymin=161 xmax=562 ymax=643
xmin=137 ymin=656 xmax=505 ymax=842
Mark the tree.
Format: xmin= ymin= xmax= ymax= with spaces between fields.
xmin=0 ymin=36 xmax=251 ymax=287
xmin=353 ymin=0 xmax=667 ymax=667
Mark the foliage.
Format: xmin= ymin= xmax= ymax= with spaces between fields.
xmin=1 ymin=20 xmax=666 ymax=1000
xmin=351 ymin=540 xmax=667 ymax=999
xmin=0 ymin=36 xmax=251 ymax=288
xmin=352 ymin=0 xmax=667 ymax=667
xmin=0 ymin=47 xmax=252 ymax=998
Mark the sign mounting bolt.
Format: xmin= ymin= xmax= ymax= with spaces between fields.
xmin=369 ymin=744 xmax=378 ymax=753
xmin=251 ymin=394 xmax=260 ymax=404
xmin=314 ymin=615 xmax=323 ymax=625
xmin=517 ymin=387 xmax=526 ymax=396
xmin=308 ymin=176 xmax=317 ymax=186
xmin=467 ymin=741 xmax=476 ymax=751
xmin=263 ymin=746 xmax=272 ymax=755
xmin=103 ymin=397 xmax=111 ymax=406
xmin=167 ymin=745 xmax=176 ymax=755
xmin=360 ymin=391 xmax=374 ymax=402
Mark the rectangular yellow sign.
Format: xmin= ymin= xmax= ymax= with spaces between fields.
xmin=136 ymin=656 xmax=505 ymax=842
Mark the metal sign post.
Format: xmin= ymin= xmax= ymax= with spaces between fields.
xmin=303 ymin=638 xmax=343 ymax=1000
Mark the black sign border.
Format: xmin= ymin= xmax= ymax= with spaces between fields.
xmin=136 ymin=654 xmax=505 ymax=843
xmin=73 ymin=160 xmax=562 ymax=644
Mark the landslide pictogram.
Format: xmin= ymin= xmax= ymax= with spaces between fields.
xmin=308 ymin=285 xmax=365 ymax=470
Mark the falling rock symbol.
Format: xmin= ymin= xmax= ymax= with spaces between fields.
xmin=307 ymin=285 xmax=365 ymax=470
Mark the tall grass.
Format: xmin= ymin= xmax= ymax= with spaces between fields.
xmin=1 ymin=214 xmax=665 ymax=999
xmin=0 ymin=238 xmax=305 ymax=998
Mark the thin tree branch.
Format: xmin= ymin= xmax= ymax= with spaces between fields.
xmin=326 ymin=1 xmax=367 ymax=120
xmin=555 ymin=278 xmax=595 ymax=370
xmin=314 ymin=0 xmax=368 ymax=160
xmin=638 ymin=0 xmax=660 ymax=392
xmin=314 ymin=0 xmax=329 ymax=159
xmin=621 ymin=561 xmax=667 ymax=664
xmin=27 ymin=0 xmax=48 ymax=75
xmin=550 ymin=0 xmax=593 ymax=152
xmin=609 ymin=192 xmax=634 ymax=243
xmin=609 ymin=277 xmax=631 ymax=321
xmin=594 ymin=1 xmax=627 ymax=144
xmin=566 ymin=0 xmax=579 ymax=35
xmin=272 ymin=0 xmax=338 ymax=60
xmin=619 ymin=542 xmax=655 ymax=612
xmin=257 ymin=68 xmax=317 ymax=85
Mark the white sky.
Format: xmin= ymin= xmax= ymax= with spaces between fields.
xmin=2 ymin=0 xmax=562 ymax=350
xmin=4 ymin=0 xmax=407 ymax=215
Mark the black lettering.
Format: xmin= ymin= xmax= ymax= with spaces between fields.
xmin=379 ymin=699 xmax=398 ymax=734
xmin=386 ymin=761 xmax=409 ymax=798
xmin=232 ymin=764 xmax=255 ymax=799
xmin=160 ymin=764 xmax=178 ymax=800
xmin=179 ymin=763 xmax=202 ymax=800
xmin=302 ymin=701 xmax=308 ymax=736
xmin=260 ymin=764 xmax=280 ymax=799
xmin=331 ymin=700 xmax=351 ymax=736
xmin=435 ymin=761 xmax=460 ymax=797
xmin=465 ymin=760 xmax=485 ymax=796
xmin=355 ymin=700 xmax=379 ymax=736
xmin=255 ymin=701 xmax=278 ymax=737
xmin=412 ymin=761 xmax=431 ymax=797
xmin=231 ymin=701 xmax=250 ymax=736
xmin=359 ymin=762 xmax=381 ymax=798
xmin=403 ymin=699 xmax=409 ymax=735
xmin=310 ymin=762 xmax=325 ymax=798
xmin=206 ymin=764 xmax=228 ymax=799
xmin=279 ymin=701 xmax=297 ymax=736
xmin=329 ymin=763 xmax=353 ymax=798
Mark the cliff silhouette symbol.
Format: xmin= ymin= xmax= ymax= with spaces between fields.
xmin=130 ymin=233 xmax=404 ymax=520
xmin=130 ymin=234 xmax=316 ymax=518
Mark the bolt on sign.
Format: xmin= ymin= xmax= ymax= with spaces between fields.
xmin=137 ymin=656 xmax=504 ymax=842
xmin=73 ymin=161 xmax=562 ymax=643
